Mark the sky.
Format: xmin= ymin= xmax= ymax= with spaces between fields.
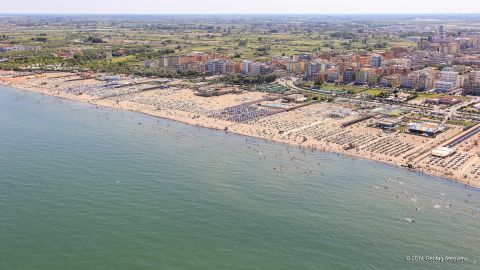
xmin=1 ymin=0 xmax=480 ymax=14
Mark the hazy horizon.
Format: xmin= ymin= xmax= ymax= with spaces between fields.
xmin=1 ymin=13 xmax=480 ymax=15
xmin=2 ymin=0 xmax=480 ymax=15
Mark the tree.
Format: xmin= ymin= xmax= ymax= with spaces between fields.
xmin=314 ymin=77 xmax=324 ymax=87
xmin=238 ymin=40 xmax=247 ymax=46
xmin=377 ymin=91 xmax=389 ymax=98
xmin=32 ymin=37 xmax=48 ymax=42
xmin=85 ymin=36 xmax=104 ymax=44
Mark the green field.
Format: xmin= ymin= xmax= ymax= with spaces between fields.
xmin=0 ymin=15 xmax=422 ymax=74
xmin=364 ymin=89 xmax=388 ymax=96
xmin=321 ymin=84 xmax=371 ymax=94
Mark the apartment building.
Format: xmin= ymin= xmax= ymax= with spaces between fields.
xmin=355 ymin=68 xmax=373 ymax=84
xmin=370 ymin=54 xmax=383 ymax=68
xmin=381 ymin=75 xmax=401 ymax=87
xmin=206 ymin=59 xmax=228 ymax=74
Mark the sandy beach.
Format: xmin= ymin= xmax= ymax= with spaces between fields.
xmin=1 ymin=70 xmax=479 ymax=189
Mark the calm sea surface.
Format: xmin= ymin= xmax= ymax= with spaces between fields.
xmin=1 ymin=86 xmax=479 ymax=269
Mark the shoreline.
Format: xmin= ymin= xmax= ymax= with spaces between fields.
xmin=1 ymin=71 xmax=479 ymax=189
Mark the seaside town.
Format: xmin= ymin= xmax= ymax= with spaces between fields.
xmin=2 ymin=15 xmax=480 ymax=187
xmin=4 ymin=0 xmax=480 ymax=267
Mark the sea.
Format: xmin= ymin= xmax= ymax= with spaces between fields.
xmin=1 ymin=85 xmax=479 ymax=270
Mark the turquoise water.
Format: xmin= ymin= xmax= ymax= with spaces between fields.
xmin=0 ymin=86 xmax=479 ymax=270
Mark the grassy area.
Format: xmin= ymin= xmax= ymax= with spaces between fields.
xmin=460 ymin=106 xmax=480 ymax=114
xmin=414 ymin=93 xmax=439 ymax=100
xmin=447 ymin=119 xmax=477 ymax=127
xmin=414 ymin=93 xmax=471 ymax=102
xmin=321 ymin=84 xmax=369 ymax=94
xmin=364 ymin=89 xmax=388 ymax=96
xmin=456 ymin=96 xmax=471 ymax=101
xmin=110 ymin=55 xmax=136 ymax=63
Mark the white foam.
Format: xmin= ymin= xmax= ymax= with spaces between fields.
xmin=404 ymin=218 xmax=415 ymax=223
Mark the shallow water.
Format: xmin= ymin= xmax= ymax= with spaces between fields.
xmin=1 ymin=86 xmax=479 ymax=269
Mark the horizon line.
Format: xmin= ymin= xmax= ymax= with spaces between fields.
xmin=1 ymin=12 xmax=480 ymax=16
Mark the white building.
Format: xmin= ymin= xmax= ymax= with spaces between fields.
xmin=434 ymin=81 xmax=456 ymax=93
xmin=434 ymin=70 xmax=461 ymax=92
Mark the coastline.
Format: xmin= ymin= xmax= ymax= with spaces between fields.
xmin=1 ymin=71 xmax=479 ymax=189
